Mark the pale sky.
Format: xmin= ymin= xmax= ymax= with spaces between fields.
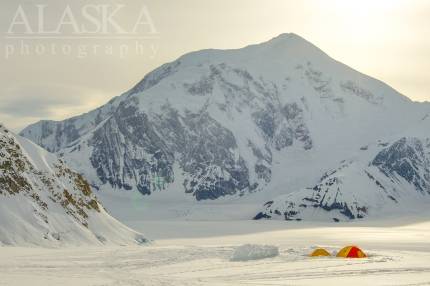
xmin=1 ymin=0 xmax=429 ymax=131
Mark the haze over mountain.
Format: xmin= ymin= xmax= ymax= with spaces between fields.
xmin=20 ymin=33 xmax=430 ymax=222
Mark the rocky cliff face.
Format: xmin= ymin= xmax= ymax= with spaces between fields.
xmin=372 ymin=137 xmax=430 ymax=194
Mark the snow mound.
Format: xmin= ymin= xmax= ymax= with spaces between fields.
xmin=230 ymin=244 xmax=279 ymax=261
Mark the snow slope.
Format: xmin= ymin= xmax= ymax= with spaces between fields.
xmin=20 ymin=33 xmax=430 ymax=221
xmin=0 ymin=124 xmax=146 ymax=246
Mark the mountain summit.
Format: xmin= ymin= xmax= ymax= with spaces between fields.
xmin=20 ymin=34 xmax=430 ymax=221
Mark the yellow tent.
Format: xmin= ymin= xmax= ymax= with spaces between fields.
xmin=336 ymin=246 xmax=367 ymax=258
xmin=310 ymin=248 xmax=331 ymax=257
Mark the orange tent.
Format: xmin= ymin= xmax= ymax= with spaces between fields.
xmin=310 ymin=248 xmax=331 ymax=257
xmin=336 ymin=246 xmax=367 ymax=258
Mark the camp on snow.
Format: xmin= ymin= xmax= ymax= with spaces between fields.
xmin=336 ymin=246 xmax=367 ymax=258
xmin=310 ymin=248 xmax=331 ymax=257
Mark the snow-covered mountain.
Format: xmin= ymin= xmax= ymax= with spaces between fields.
xmin=0 ymin=124 xmax=146 ymax=246
xmin=20 ymin=33 xmax=430 ymax=221
xmin=256 ymin=115 xmax=430 ymax=221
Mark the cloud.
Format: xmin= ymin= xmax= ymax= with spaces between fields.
xmin=0 ymin=84 xmax=115 ymax=131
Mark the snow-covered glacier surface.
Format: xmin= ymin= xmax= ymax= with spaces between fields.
xmin=1 ymin=219 xmax=430 ymax=285
xmin=20 ymin=33 xmax=430 ymax=221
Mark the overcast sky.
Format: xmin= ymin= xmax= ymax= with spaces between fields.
xmin=1 ymin=0 xmax=429 ymax=131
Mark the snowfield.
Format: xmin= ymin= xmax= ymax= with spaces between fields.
xmin=1 ymin=219 xmax=430 ymax=286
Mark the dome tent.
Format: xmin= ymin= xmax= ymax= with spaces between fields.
xmin=310 ymin=248 xmax=331 ymax=257
xmin=336 ymin=246 xmax=367 ymax=258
